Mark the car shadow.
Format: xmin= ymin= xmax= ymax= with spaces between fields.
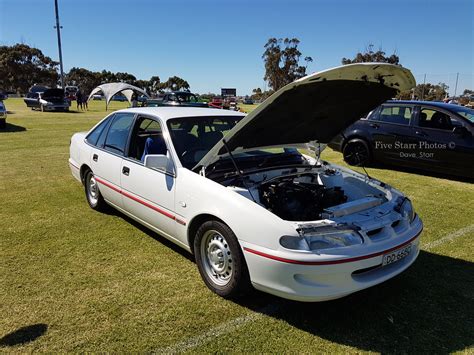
xmin=102 ymin=207 xmax=195 ymax=263
xmin=234 ymin=250 xmax=474 ymax=353
xmin=370 ymin=162 xmax=474 ymax=183
xmin=0 ymin=123 xmax=27 ymax=133
xmin=0 ymin=324 xmax=48 ymax=347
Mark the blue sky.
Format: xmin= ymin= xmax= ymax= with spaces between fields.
xmin=1 ymin=0 xmax=473 ymax=95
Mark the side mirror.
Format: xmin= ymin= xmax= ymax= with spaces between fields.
xmin=453 ymin=126 xmax=470 ymax=137
xmin=144 ymin=154 xmax=175 ymax=175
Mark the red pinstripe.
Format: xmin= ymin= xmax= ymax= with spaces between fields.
xmin=94 ymin=176 xmax=186 ymax=226
xmin=244 ymin=229 xmax=422 ymax=266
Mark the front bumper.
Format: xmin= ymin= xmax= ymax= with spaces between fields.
xmin=242 ymin=217 xmax=423 ymax=302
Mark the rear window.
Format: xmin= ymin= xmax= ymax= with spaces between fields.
xmin=86 ymin=116 xmax=113 ymax=146
xmin=377 ymin=106 xmax=412 ymax=125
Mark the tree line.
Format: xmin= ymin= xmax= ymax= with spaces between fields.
xmin=253 ymin=41 xmax=457 ymax=102
xmin=0 ymin=44 xmax=189 ymax=95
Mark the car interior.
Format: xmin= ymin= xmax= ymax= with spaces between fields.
xmin=418 ymin=109 xmax=453 ymax=130
xmin=128 ymin=117 xmax=167 ymax=162
xmin=167 ymin=116 xmax=242 ymax=168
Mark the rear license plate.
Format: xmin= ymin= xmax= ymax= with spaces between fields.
xmin=382 ymin=244 xmax=412 ymax=266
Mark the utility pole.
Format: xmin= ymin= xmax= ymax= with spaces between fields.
xmin=421 ymin=74 xmax=426 ymax=100
xmin=54 ymin=0 xmax=65 ymax=90
xmin=454 ymin=72 xmax=459 ymax=98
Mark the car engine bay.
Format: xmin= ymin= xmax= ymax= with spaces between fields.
xmin=218 ymin=166 xmax=387 ymax=221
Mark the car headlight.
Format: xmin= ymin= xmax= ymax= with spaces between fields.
xmin=280 ymin=225 xmax=364 ymax=252
xmin=397 ymin=198 xmax=415 ymax=223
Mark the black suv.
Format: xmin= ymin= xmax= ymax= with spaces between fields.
xmin=329 ymin=101 xmax=474 ymax=178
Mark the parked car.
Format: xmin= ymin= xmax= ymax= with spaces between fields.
xmin=111 ymin=94 xmax=127 ymax=102
xmin=69 ymin=63 xmax=422 ymax=302
xmin=24 ymin=88 xmax=70 ymax=112
xmin=208 ymin=96 xmax=224 ymax=109
xmin=0 ymin=101 xmax=7 ymax=128
xmin=65 ymin=85 xmax=79 ymax=100
xmin=329 ymin=100 xmax=474 ymax=178
xmin=92 ymin=94 xmax=104 ymax=100
xmin=0 ymin=91 xmax=8 ymax=101
xmin=243 ymin=97 xmax=254 ymax=105
xmin=150 ymin=91 xmax=208 ymax=108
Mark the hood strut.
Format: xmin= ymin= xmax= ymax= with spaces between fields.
xmin=222 ymin=139 xmax=257 ymax=203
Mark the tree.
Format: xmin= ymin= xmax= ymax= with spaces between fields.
xmin=161 ymin=76 xmax=190 ymax=91
xmin=342 ymin=44 xmax=400 ymax=65
xmin=262 ymin=38 xmax=313 ymax=91
xmin=66 ymin=67 xmax=102 ymax=95
xmin=0 ymin=44 xmax=59 ymax=93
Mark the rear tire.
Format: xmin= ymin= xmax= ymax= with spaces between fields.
xmin=343 ymin=139 xmax=371 ymax=166
xmin=194 ymin=220 xmax=251 ymax=298
xmin=84 ymin=170 xmax=108 ymax=211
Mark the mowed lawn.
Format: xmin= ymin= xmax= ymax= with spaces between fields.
xmin=1 ymin=98 xmax=473 ymax=353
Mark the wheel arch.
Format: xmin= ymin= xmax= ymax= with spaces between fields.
xmin=342 ymin=135 xmax=372 ymax=155
xmin=187 ymin=213 xmax=226 ymax=254
xmin=79 ymin=164 xmax=92 ymax=185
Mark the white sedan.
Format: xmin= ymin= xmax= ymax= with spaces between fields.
xmin=69 ymin=63 xmax=423 ymax=302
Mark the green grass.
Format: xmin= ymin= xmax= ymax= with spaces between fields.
xmin=1 ymin=98 xmax=473 ymax=352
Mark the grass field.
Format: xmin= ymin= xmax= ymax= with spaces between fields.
xmin=1 ymin=98 xmax=473 ymax=353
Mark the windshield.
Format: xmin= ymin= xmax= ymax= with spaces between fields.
xmin=167 ymin=116 xmax=243 ymax=168
xmin=452 ymin=106 xmax=474 ymax=122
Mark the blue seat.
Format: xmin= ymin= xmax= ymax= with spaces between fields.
xmin=141 ymin=135 xmax=167 ymax=162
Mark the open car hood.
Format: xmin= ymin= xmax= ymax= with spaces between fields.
xmin=194 ymin=63 xmax=415 ymax=170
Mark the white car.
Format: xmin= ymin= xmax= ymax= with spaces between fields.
xmin=69 ymin=63 xmax=423 ymax=302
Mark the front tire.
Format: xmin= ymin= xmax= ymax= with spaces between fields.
xmin=343 ymin=139 xmax=371 ymax=166
xmin=84 ymin=170 xmax=108 ymax=211
xmin=194 ymin=220 xmax=251 ymax=298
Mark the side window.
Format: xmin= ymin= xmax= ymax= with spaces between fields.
xmin=378 ymin=106 xmax=412 ymax=125
xmin=103 ymin=113 xmax=135 ymax=155
xmin=418 ymin=108 xmax=453 ymax=130
xmin=86 ymin=115 xmax=113 ymax=146
xmin=128 ymin=117 xmax=167 ymax=161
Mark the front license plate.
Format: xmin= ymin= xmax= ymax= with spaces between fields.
xmin=382 ymin=244 xmax=412 ymax=266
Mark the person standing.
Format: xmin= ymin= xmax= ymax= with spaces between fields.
xmin=76 ymin=90 xmax=83 ymax=111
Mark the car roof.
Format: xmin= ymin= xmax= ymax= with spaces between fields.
xmin=115 ymin=106 xmax=246 ymax=121
xmin=386 ymin=100 xmax=461 ymax=110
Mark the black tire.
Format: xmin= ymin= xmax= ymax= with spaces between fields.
xmin=83 ymin=170 xmax=108 ymax=211
xmin=194 ymin=220 xmax=251 ymax=298
xmin=343 ymin=139 xmax=371 ymax=166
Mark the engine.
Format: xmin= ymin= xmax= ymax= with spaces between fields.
xmin=258 ymin=175 xmax=347 ymax=221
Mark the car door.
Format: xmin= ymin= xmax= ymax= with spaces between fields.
xmin=415 ymin=106 xmax=474 ymax=175
xmin=369 ymin=104 xmax=417 ymax=164
xmin=120 ymin=115 xmax=177 ymax=238
xmin=90 ymin=112 xmax=135 ymax=209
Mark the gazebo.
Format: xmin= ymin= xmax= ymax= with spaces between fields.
xmin=88 ymin=83 xmax=149 ymax=110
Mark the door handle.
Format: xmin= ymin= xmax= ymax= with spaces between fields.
xmin=415 ymin=131 xmax=427 ymax=137
xmin=369 ymin=123 xmax=379 ymax=128
xmin=92 ymin=154 xmax=98 ymax=162
xmin=122 ymin=166 xmax=130 ymax=176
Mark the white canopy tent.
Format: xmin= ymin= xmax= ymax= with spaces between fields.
xmin=88 ymin=83 xmax=149 ymax=110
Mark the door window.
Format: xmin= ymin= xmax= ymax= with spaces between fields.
xmin=128 ymin=116 xmax=167 ymax=161
xmin=378 ymin=106 xmax=412 ymax=125
xmin=418 ymin=108 xmax=453 ymax=130
xmin=103 ymin=113 xmax=135 ymax=155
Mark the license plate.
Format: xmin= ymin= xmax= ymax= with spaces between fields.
xmin=382 ymin=244 xmax=412 ymax=266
